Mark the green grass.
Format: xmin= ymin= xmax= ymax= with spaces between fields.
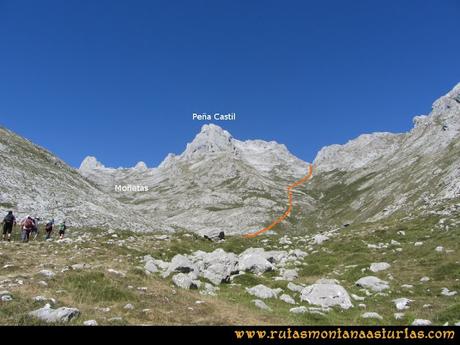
xmin=52 ymin=271 xmax=137 ymax=304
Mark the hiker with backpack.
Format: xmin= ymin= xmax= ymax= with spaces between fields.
xmin=2 ymin=211 xmax=16 ymax=242
xmin=58 ymin=221 xmax=67 ymax=240
xmin=20 ymin=215 xmax=35 ymax=243
xmin=45 ymin=219 xmax=54 ymax=240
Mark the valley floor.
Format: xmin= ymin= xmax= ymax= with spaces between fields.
xmin=0 ymin=215 xmax=458 ymax=326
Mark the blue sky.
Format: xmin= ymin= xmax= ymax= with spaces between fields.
xmin=0 ymin=0 xmax=459 ymax=168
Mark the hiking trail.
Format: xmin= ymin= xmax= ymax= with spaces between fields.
xmin=243 ymin=164 xmax=313 ymax=238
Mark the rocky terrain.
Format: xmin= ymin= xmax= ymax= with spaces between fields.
xmin=0 ymin=214 xmax=457 ymax=325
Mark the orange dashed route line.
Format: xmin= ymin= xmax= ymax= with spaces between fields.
xmin=243 ymin=164 xmax=313 ymax=238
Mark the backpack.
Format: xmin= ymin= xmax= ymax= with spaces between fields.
xmin=45 ymin=222 xmax=53 ymax=231
xmin=59 ymin=224 xmax=66 ymax=231
xmin=24 ymin=218 xmax=34 ymax=229
xmin=4 ymin=214 xmax=14 ymax=224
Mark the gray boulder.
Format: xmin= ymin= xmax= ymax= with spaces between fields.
xmin=281 ymin=269 xmax=298 ymax=281
xmin=361 ymin=312 xmax=383 ymax=320
xmin=39 ymin=270 xmax=56 ymax=279
xmin=369 ymin=262 xmax=391 ymax=272
xmin=287 ymin=282 xmax=304 ymax=293
xmin=252 ymin=299 xmax=272 ymax=311
xmin=393 ymin=298 xmax=412 ymax=310
xmin=279 ymin=294 xmax=296 ymax=304
xmin=238 ymin=253 xmax=273 ymax=274
xmin=71 ymin=263 xmax=91 ymax=270
xmin=83 ymin=320 xmax=98 ymax=326
xmin=246 ymin=284 xmax=281 ymax=299
xmin=145 ymin=260 xmax=158 ymax=274
xmin=289 ymin=306 xmax=308 ymax=314
xmin=172 ymin=273 xmax=200 ymax=290
xmin=164 ymin=254 xmax=199 ymax=277
xmin=29 ymin=304 xmax=80 ymax=323
xmin=300 ymin=279 xmax=353 ymax=310
xmin=411 ymin=319 xmax=432 ymax=326
xmin=355 ymin=276 xmax=389 ymax=292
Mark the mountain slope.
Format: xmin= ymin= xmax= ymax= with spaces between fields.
xmin=297 ymin=83 xmax=460 ymax=230
xmin=0 ymin=127 xmax=150 ymax=230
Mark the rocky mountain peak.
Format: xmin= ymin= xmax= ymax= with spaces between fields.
xmin=79 ymin=156 xmax=105 ymax=171
xmin=134 ymin=161 xmax=148 ymax=171
xmin=181 ymin=124 xmax=238 ymax=159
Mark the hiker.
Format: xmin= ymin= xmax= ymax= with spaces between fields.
xmin=2 ymin=211 xmax=16 ymax=242
xmin=45 ymin=219 xmax=54 ymax=240
xmin=20 ymin=215 xmax=35 ymax=243
xmin=58 ymin=221 xmax=67 ymax=240
xmin=31 ymin=217 xmax=40 ymax=240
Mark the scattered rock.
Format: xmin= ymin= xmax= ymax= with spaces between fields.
xmin=38 ymin=281 xmax=48 ymax=287
xmin=163 ymin=255 xmax=199 ymax=277
xmin=441 ymin=287 xmax=457 ymax=296
xmin=33 ymin=296 xmax=56 ymax=304
xmin=287 ymin=282 xmax=304 ymax=293
xmin=392 ymin=298 xmax=412 ymax=311
xmin=351 ymin=294 xmax=365 ymax=301
xmin=107 ymin=269 xmax=126 ymax=277
xmin=361 ymin=312 xmax=383 ymax=320
xmin=300 ymin=279 xmax=353 ymax=309
xmin=172 ymin=273 xmax=199 ymax=290
xmin=29 ymin=304 xmax=80 ymax=323
xmin=238 ymin=251 xmax=273 ymax=274
xmin=1 ymin=295 xmax=12 ymax=302
xmin=290 ymin=306 xmax=308 ymax=314
xmin=95 ymin=307 xmax=111 ymax=313
xmin=435 ymin=246 xmax=444 ymax=253
xmin=394 ymin=313 xmax=405 ymax=320
xmin=123 ymin=303 xmax=134 ymax=310
xmin=356 ymin=276 xmax=389 ymax=292
xmin=252 ymin=299 xmax=272 ymax=311
xmin=200 ymin=283 xmax=219 ymax=296
xmin=411 ymin=319 xmax=432 ymax=326
xmin=71 ymin=263 xmax=91 ymax=270
xmin=246 ymin=284 xmax=281 ymax=299
xmin=369 ymin=262 xmax=391 ymax=273
xmin=144 ymin=260 xmax=158 ymax=274
xmin=281 ymin=269 xmax=298 ymax=281
xmin=83 ymin=320 xmax=98 ymax=326
xmin=420 ymin=276 xmax=430 ymax=283
xmin=108 ymin=317 xmax=123 ymax=322
xmin=279 ymin=294 xmax=296 ymax=305
xmin=311 ymin=234 xmax=329 ymax=245
xmin=39 ymin=270 xmax=56 ymax=279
